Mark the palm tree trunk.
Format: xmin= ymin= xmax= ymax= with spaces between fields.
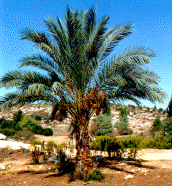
xmin=79 ymin=124 xmax=94 ymax=176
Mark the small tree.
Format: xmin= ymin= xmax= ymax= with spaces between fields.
xmin=163 ymin=117 xmax=172 ymax=136
xmin=91 ymin=114 xmax=113 ymax=136
xmin=13 ymin=110 xmax=23 ymax=124
xmin=115 ymin=107 xmax=132 ymax=135
xmin=150 ymin=116 xmax=162 ymax=137
xmin=167 ymin=96 xmax=172 ymax=118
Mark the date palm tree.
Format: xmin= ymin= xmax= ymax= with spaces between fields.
xmin=0 ymin=7 xmax=165 ymax=177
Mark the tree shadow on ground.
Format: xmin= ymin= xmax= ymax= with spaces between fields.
xmin=99 ymin=157 xmax=155 ymax=175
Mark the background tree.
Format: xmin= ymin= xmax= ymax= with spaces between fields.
xmin=0 ymin=7 xmax=166 ymax=177
xmin=150 ymin=116 xmax=162 ymax=137
xmin=91 ymin=114 xmax=113 ymax=136
xmin=167 ymin=96 xmax=172 ymax=118
xmin=115 ymin=107 xmax=133 ymax=135
xmin=163 ymin=117 xmax=172 ymax=136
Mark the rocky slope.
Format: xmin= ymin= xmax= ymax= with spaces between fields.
xmin=0 ymin=104 xmax=167 ymax=135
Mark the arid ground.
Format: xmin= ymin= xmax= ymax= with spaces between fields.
xmin=0 ymin=135 xmax=172 ymax=186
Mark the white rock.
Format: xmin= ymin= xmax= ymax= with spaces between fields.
xmin=0 ymin=133 xmax=6 ymax=140
xmin=0 ymin=164 xmax=5 ymax=170
xmin=125 ymin=174 xmax=134 ymax=179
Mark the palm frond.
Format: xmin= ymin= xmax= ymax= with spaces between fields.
xmin=0 ymin=87 xmax=56 ymax=110
xmin=0 ymin=70 xmax=53 ymax=90
xmin=86 ymin=16 xmax=109 ymax=60
xmin=99 ymin=23 xmax=133 ymax=60
xmin=19 ymin=54 xmax=63 ymax=82
xmin=82 ymin=7 xmax=96 ymax=39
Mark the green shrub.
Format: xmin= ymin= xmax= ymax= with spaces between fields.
xmin=164 ymin=136 xmax=172 ymax=149
xmin=139 ymin=135 xmax=172 ymax=149
xmin=42 ymin=128 xmax=53 ymax=136
xmin=90 ymin=136 xmax=112 ymax=151
xmin=31 ymin=124 xmax=44 ymax=134
xmin=142 ymin=136 xmax=166 ymax=149
xmin=91 ymin=114 xmax=113 ymax=136
xmin=18 ymin=115 xmax=52 ymax=135
xmin=91 ymin=136 xmax=142 ymax=159
xmin=35 ymin=115 xmax=42 ymax=121
xmin=106 ymin=138 xmax=121 ymax=157
xmin=1 ymin=128 xmax=16 ymax=136
xmin=118 ymin=136 xmax=142 ymax=159
xmin=18 ymin=115 xmax=38 ymax=130
xmin=18 ymin=115 xmax=43 ymax=134
xmin=80 ymin=169 xmax=105 ymax=182
xmin=30 ymin=140 xmax=44 ymax=164
xmin=13 ymin=110 xmax=23 ymax=123
xmin=45 ymin=141 xmax=57 ymax=157
xmin=115 ymin=121 xmax=132 ymax=135
xmin=91 ymin=136 xmax=121 ymax=157
xmin=0 ymin=119 xmax=15 ymax=129
xmin=163 ymin=117 xmax=172 ymax=136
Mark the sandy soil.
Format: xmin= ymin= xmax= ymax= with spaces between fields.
xmin=0 ymin=136 xmax=172 ymax=185
xmin=0 ymin=148 xmax=172 ymax=186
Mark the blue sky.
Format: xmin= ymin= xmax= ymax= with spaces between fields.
xmin=0 ymin=0 xmax=172 ymax=109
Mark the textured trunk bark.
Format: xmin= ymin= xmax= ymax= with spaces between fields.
xmin=74 ymin=123 xmax=95 ymax=178
xmin=79 ymin=124 xmax=94 ymax=176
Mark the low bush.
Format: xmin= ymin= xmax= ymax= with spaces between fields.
xmin=0 ymin=119 xmax=15 ymax=129
xmin=0 ymin=110 xmax=53 ymax=138
xmin=45 ymin=141 xmax=57 ymax=157
xmin=30 ymin=140 xmax=44 ymax=164
xmin=31 ymin=124 xmax=44 ymax=134
xmin=90 ymin=136 xmax=112 ymax=151
xmin=18 ymin=115 xmax=38 ymax=130
xmin=18 ymin=115 xmax=53 ymax=136
xmin=42 ymin=128 xmax=53 ymax=136
xmin=118 ymin=136 xmax=142 ymax=159
xmin=0 ymin=128 xmax=16 ymax=136
xmin=14 ymin=130 xmax=35 ymax=141
xmin=139 ymin=135 xmax=172 ymax=149
xmin=80 ymin=169 xmax=105 ymax=182
xmin=90 ymin=136 xmax=141 ymax=159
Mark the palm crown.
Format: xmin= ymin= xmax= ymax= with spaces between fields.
xmin=0 ymin=8 xmax=165 ymax=114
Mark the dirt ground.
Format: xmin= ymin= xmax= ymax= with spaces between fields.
xmin=0 ymin=136 xmax=172 ymax=186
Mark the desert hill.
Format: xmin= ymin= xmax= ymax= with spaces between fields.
xmin=0 ymin=104 xmax=167 ymax=136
